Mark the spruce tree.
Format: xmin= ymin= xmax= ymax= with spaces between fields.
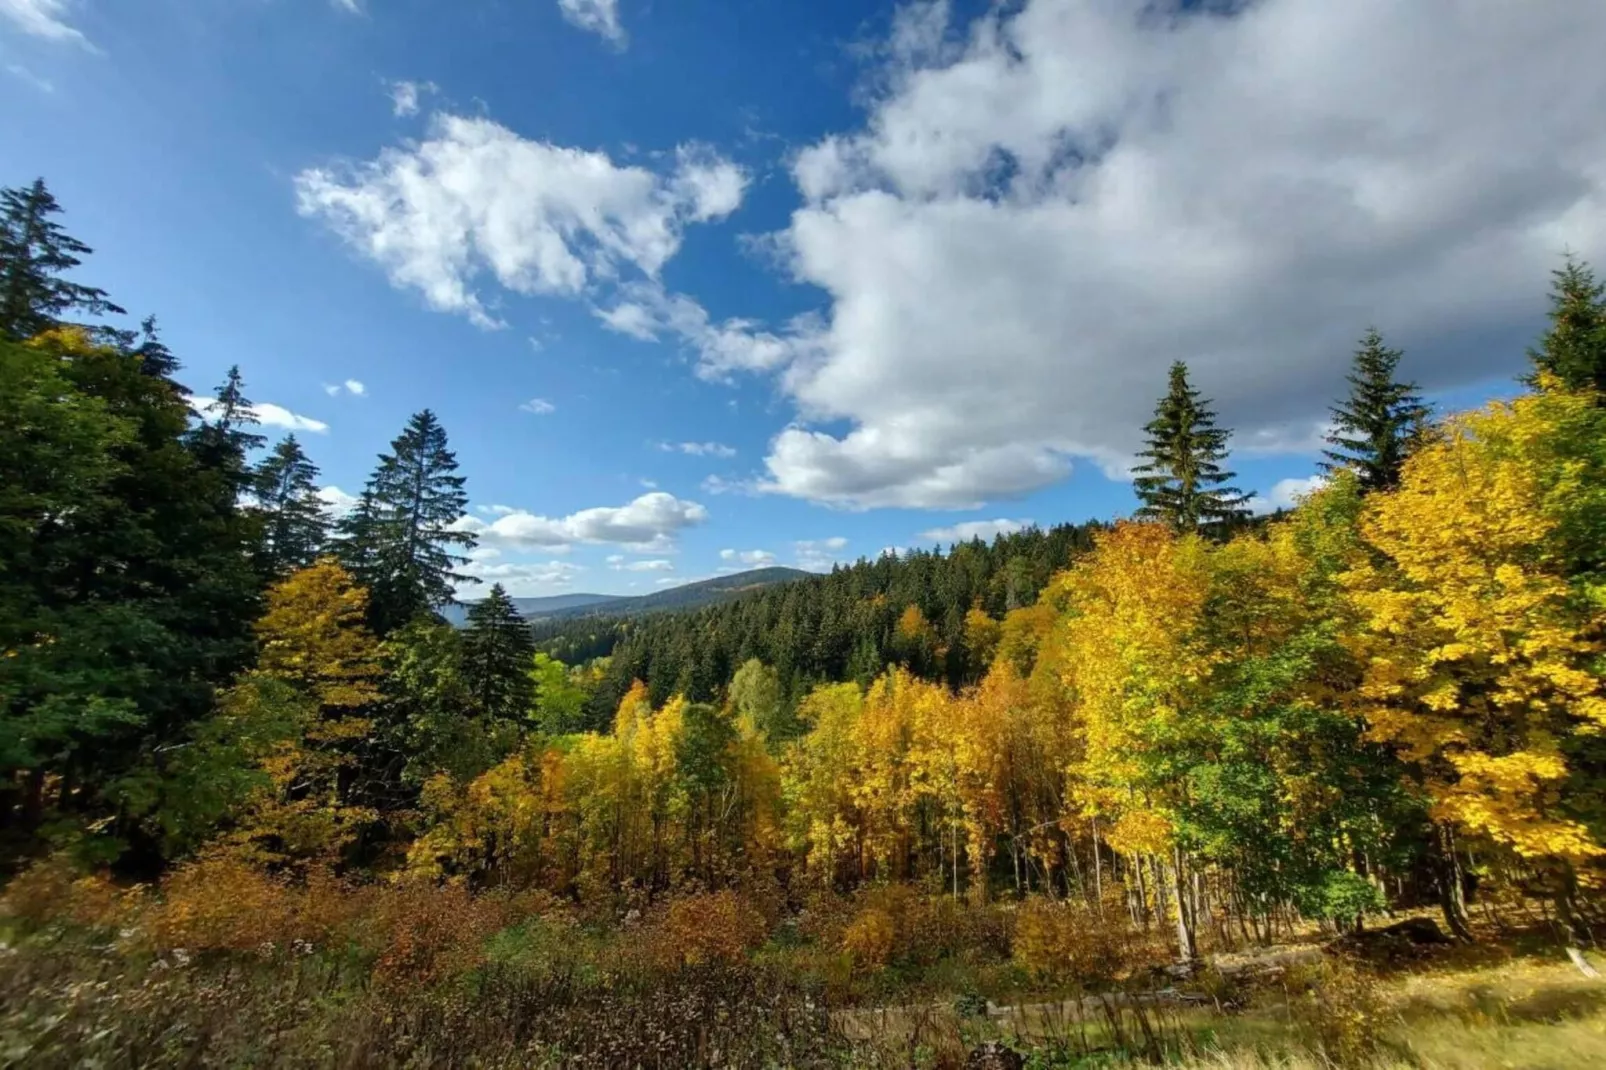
xmin=1320 ymin=329 xmax=1429 ymax=492
xmin=191 ymin=365 xmax=266 ymax=495
xmin=1132 ymin=361 xmax=1251 ymax=533
xmin=352 ymin=410 xmax=476 ymax=633
xmin=462 ymin=584 xmax=534 ymax=722
xmin=253 ymin=435 xmax=330 ymax=576
xmin=1525 ymin=254 xmax=1606 ymax=396
xmin=0 ymin=178 xmax=124 ymax=340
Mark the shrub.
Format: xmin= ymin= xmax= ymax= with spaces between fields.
xmin=843 ymin=906 xmax=897 ymax=970
xmin=1011 ymin=896 xmax=1128 ymax=985
xmin=650 ymin=889 xmax=769 ymax=969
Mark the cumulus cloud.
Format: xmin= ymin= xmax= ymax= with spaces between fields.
xmin=520 ymin=398 xmax=556 ymax=415
xmin=317 ymin=485 xmax=360 ymax=518
xmin=387 ymin=79 xmax=435 ymax=118
xmin=720 ymin=548 xmax=777 ymax=567
xmin=1250 ymin=475 xmax=1328 ymax=515
xmin=1 ymin=0 xmax=90 ymax=46
xmin=295 ymin=114 xmax=746 ymax=329
xmin=557 ymin=0 xmax=625 ymax=48
xmin=919 ymin=518 xmax=1032 ymax=544
xmin=460 ymin=559 xmax=584 ymax=595
xmin=323 ymin=379 xmax=367 ymax=397
xmin=186 ymin=395 xmax=329 ymax=435
xmin=659 ymin=440 xmax=737 ymax=458
xmin=734 ymin=0 xmax=1606 ymax=509
xmin=456 ymin=491 xmax=708 ymax=552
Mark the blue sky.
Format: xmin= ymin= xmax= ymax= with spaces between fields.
xmin=3 ymin=0 xmax=1602 ymax=596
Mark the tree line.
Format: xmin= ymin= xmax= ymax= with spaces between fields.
xmin=6 ymin=176 xmax=1606 ymax=961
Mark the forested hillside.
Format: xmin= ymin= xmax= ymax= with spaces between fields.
xmin=7 ymin=178 xmax=1606 ymax=1066
xmin=536 ymin=521 xmax=1108 ymax=722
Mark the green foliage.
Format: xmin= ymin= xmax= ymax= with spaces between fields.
xmin=527 ymin=652 xmax=591 ymax=736
xmin=462 ymin=584 xmax=535 ymax=723
xmin=1321 ymin=328 xmax=1429 ymax=492
xmin=0 ymin=178 xmax=124 ymax=341
xmin=1526 ymin=254 xmax=1606 ymax=395
xmin=252 ymin=435 xmax=329 ymax=577
xmin=1132 ymin=361 xmax=1251 ymax=532
xmin=339 ymin=410 xmax=475 ymax=634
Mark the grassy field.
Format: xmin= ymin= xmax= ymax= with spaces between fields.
xmin=3 ymin=910 xmax=1602 ymax=1069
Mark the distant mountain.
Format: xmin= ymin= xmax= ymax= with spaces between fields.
xmin=440 ymin=591 xmax=622 ymax=627
xmin=445 ymin=568 xmax=812 ymax=627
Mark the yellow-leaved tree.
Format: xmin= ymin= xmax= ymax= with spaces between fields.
xmin=1341 ymin=385 xmax=1606 ymax=937
xmin=223 ymin=558 xmax=384 ymax=868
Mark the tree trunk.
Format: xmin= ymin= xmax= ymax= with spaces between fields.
xmin=1436 ymin=825 xmax=1476 ymax=942
xmin=1171 ymin=847 xmax=1198 ymax=961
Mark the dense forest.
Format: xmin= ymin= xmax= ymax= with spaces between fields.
xmin=6 ymin=177 xmax=1606 ymax=1066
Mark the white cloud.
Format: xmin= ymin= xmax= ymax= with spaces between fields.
xmin=919 ymin=518 xmax=1032 ymax=544
xmin=597 ymin=281 xmax=813 ymax=379
xmin=323 ymin=378 xmax=367 ymax=398
xmin=387 ymin=79 xmax=435 ymax=118
xmin=317 ymin=485 xmax=360 ymax=518
xmin=659 ymin=440 xmax=737 ymax=458
xmin=296 ymin=114 xmax=744 ymax=329
xmin=520 ymin=397 xmax=556 ymax=415
xmin=639 ymin=478 xmax=659 ymax=489
xmin=720 ymin=0 xmax=1606 ymax=509
xmin=186 ymin=395 xmax=329 ymax=435
xmin=333 ymin=0 xmax=361 ymax=13
xmin=457 ymin=491 xmax=707 ymax=552
xmin=1250 ymin=475 xmax=1328 ymax=515
xmin=612 ymin=558 xmax=674 ymax=572
xmin=1 ymin=0 xmax=89 ymax=46
xmin=557 ymin=0 xmax=625 ymax=48
xmin=719 ymin=548 xmax=777 ymax=567
xmin=460 ymin=559 xmax=584 ymax=596
xmin=795 ymin=537 xmax=849 ymax=572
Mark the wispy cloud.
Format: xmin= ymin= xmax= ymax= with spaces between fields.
xmin=520 ymin=398 xmax=556 ymax=415
xmin=557 ymin=0 xmax=625 ymax=48
xmin=658 ymin=440 xmax=736 ymax=458
xmin=1 ymin=0 xmax=92 ymax=47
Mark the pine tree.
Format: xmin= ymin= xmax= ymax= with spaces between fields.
xmin=191 ymin=365 xmax=266 ymax=495
xmin=462 ymin=584 xmax=534 ymax=721
xmin=1132 ymin=361 xmax=1250 ymax=532
xmin=0 ymin=179 xmax=124 ymax=340
xmin=253 ymin=435 xmax=329 ymax=576
xmin=1525 ymin=255 xmax=1606 ymax=396
xmin=353 ymin=410 xmax=477 ymax=633
xmin=1320 ymin=329 xmax=1429 ymax=492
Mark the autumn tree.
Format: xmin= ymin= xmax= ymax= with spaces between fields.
xmin=0 ymin=179 xmax=123 ymax=341
xmin=1133 ymin=361 xmax=1251 ymax=533
xmin=462 ymin=584 xmax=535 ymax=723
xmin=224 ymin=559 xmax=384 ymax=867
xmin=1340 ymin=387 xmax=1606 ymax=940
xmin=252 ymin=435 xmax=329 ymax=576
xmin=528 ymin=652 xmax=592 ymax=736
xmin=1321 ymin=329 xmax=1429 ymax=492
xmin=1526 ymin=255 xmax=1606 ymax=396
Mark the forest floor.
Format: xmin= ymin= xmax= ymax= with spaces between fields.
xmin=838 ymin=928 xmax=1606 ymax=1069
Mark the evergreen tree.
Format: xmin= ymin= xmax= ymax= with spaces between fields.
xmin=1525 ymin=255 xmax=1606 ymax=396
xmin=191 ymin=365 xmax=266 ymax=495
xmin=462 ymin=584 xmax=534 ymax=722
xmin=1132 ymin=361 xmax=1251 ymax=532
xmin=0 ymin=179 xmax=124 ymax=340
xmin=253 ymin=435 xmax=329 ymax=576
xmin=1320 ymin=329 xmax=1428 ymax=492
xmin=353 ymin=410 xmax=476 ymax=633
